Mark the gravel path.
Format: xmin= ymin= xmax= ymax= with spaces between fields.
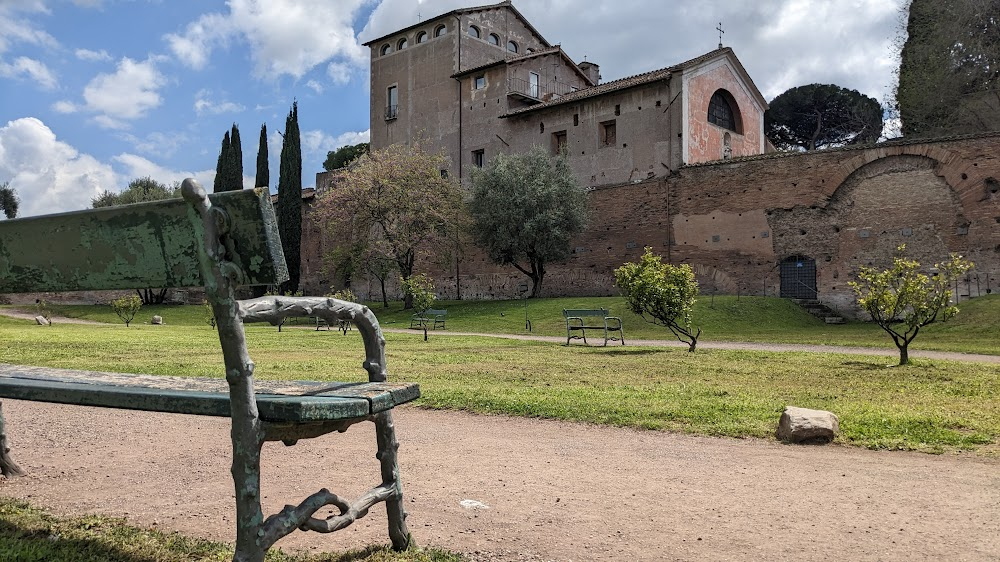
xmin=1 ymin=401 xmax=998 ymax=561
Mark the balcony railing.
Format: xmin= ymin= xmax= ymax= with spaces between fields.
xmin=507 ymin=77 xmax=581 ymax=103
xmin=385 ymin=105 xmax=398 ymax=120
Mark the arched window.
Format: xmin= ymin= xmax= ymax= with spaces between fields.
xmin=416 ymin=31 xmax=428 ymax=43
xmin=488 ymin=33 xmax=500 ymax=46
xmin=379 ymin=44 xmax=391 ymax=56
xmin=397 ymin=38 xmax=408 ymax=50
xmin=469 ymin=25 xmax=480 ymax=39
xmin=434 ymin=24 xmax=447 ymax=37
xmin=708 ymin=90 xmax=742 ymax=133
xmin=507 ymin=40 xmax=518 ymax=53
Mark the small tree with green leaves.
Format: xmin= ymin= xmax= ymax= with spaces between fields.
xmin=0 ymin=182 xmax=19 ymax=219
xmin=401 ymin=273 xmax=436 ymax=313
xmin=849 ymin=245 xmax=974 ymax=365
xmin=111 ymin=294 xmax=142 ymax=327
xmin=615 ymin=248 xmax=701 ymax=352
xmin=35 ymin=299 xmax=51 ymax=324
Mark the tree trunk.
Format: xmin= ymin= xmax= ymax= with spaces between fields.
xmin=898 ymin=344 xmax=909 ymax=366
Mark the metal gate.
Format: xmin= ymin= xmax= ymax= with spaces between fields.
xmin=779 ymin=255 xmax=817 ymax=299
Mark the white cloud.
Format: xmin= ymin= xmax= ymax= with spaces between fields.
xmin=166 ymin=0 xmax=368 ymax=79
xmin=112 ymin=153 xmax=215 ymax=190
xmin=193 ymin=89 xmax=247 ymax=115
xmin=0 ymin=3 xmax=58 ymax=55
xmin=120 ymin=131 xmax=189 ymax=160
xmin=75 ymin=48 xmax=112 ymax=62
xmin=79 ymin=56 xmax=167 ymax=128
xmin=326 ymin=62 xmax=353 ymax=85
xmin=51 ymin=100 xmax=78 ymax=113
xmin=0 ymin=117 xmax=118 ymax=216
xmin=301 ymin=128 xmax=370 ymax=159
xmin=306 ymin=79 xmax=324 ymax=94
xmin=0 ymin=56 xmax=57 ymax=89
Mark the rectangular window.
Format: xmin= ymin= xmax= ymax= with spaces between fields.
xmin=600 ymin=120 xmax=616 ymax=147
xmin=472 ymin=149 xmax=485 ymax=168
xmin=474 ymin=75 xmax=486 ymax=90
xmin=528 ymin=72 xmax=539 ymax=98
xmin=386 ymin=85 xmax=398 ymax=120
xmin=440 ymin=169 xmax=449 ymax=179
xmin=552 ymin=131 xmax=567 ymax=155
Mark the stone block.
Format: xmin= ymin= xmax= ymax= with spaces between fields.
xmin=151 ymin=315 xmax=163 ymax=325
xmin=776 ymin=406 xmax=839 ymax=444
xmin=34 ymin=316 xmax=49 ymax=326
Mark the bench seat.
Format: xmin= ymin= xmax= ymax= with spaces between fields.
xmin=0 ymin=364 xmax=419 ymax=422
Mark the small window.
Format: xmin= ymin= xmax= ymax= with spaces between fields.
xmin=488 ymin=33 xmax=500 ymax=46
xmin=469 ymin=25 xmax=480 ymax=39
xmin=380 ymin=44 xmax=391 ymax=56
xmin=600 ymin=120 xmax=616 ymax=147
xmin=708 ymin=90 xmax=741 ymax=133
xmin=552 ymin=131 xmax=567 ymax=154
xmin=472 ymin=149 xmax=485 ymax=168
xmin=386 ymin=85 xmax=398 ymax=120
xmin=474 ymin=75 xmax=485 ymax=90
xmin=434 ymin=24 xmax=447 ymax=37
xmin=507 ymin=41 xmax=518 ymax=53
xmin=573 ymin=114 xmax=579 ymax=126
xmin=416 ymin=31 xmax=428 ymax=43
xmin=440 ymin=169 xmax=449 ymax=179
xmin=397 ymin=38 xmax=408 ymax=50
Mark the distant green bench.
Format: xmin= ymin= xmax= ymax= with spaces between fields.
xmin=562 ymin=308 xmax=625 ymax=346
xmin=410 ymin=308 xmax=447 ymax=330
xmin=0 ymin=180 xmax=416 ymax=561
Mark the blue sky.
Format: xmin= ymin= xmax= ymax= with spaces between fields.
xmin=1 ymin=0 xmax=906 ymax=217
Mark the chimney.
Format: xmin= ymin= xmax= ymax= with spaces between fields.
xmin=579 ymin=61 xmax=601 ymax=85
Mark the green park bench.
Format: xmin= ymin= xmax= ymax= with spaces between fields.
xmin=409 ymin=308 xmax=447 ymax=330
xmin=562 ymin=308 xmax=625 ymax=346
xmin=0 ymin=179 xmax=417 ymax=562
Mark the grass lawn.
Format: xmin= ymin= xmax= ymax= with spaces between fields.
xmin=0 ymin=498 xmax=460 ymax=562
xmin=0 ymin=309 xmax=996 ymax=454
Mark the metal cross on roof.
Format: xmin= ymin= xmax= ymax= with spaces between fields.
xmin=716 ymin=22 xmax=724 ymax=49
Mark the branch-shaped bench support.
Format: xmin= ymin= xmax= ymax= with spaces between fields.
xmin=183 ymin=181 xmax=411 ymax=562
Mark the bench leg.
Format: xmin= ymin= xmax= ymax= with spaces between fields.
xmin=374 ymin=410 xmax=412 ymax=550
xmin=0 ymin=401 xmax=25 ymax=478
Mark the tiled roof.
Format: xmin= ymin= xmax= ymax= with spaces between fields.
xmin=500 ymin=47 xmax=734 ymax=117
xmin=451 ymin=45 xmax=594 ymax=86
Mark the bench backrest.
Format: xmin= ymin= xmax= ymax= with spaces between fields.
xmin=424 ymin=309 xmax=447 ymax=316
xmin=563 ymin=308 xmax=609 ymax=317
xmin=0 ymin=186 xmax=287 ymax=293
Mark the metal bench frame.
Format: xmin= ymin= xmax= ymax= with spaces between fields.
xmin=0 ymin=179 xmax=415 ymax=562
xmin=562 ymin=308 xmax=625 ymax=346
xmin=409 ymin=308 xmax=447 ymax=330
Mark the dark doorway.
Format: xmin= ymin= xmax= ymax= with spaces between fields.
xmin=780 ymin=255 xmax=817 ymax=299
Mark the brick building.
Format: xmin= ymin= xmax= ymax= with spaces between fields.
xmin=302 ymin=1 xmax=1000 ymax=315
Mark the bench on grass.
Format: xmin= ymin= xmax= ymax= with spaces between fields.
xmin=0 ymin=179 xmax=417 ymax=562
xmin=562 ymin=308 xmax=625 ymax=346
xmin=409 ymin=308 xmax=447 ymax=330
xmin=315 ymin=315 xmax=352 ymax=334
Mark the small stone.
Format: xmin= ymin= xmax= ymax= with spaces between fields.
xmin=151 ymin=315 xmax=163 ymax=325
xmin=35 ymin=315 xmax=50 ymax=326
xmin=777 ymin=406 xmax=839 ymax=444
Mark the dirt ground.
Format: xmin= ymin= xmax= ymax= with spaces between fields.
xmin=1 ymin=400 xmax=998 ymax=562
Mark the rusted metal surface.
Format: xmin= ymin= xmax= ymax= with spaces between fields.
xmin=0 ymin=187 xmax=287 ymax=293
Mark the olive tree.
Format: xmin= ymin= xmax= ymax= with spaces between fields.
xmin=468 ymin=146 xmax=588 ymax=298
xmin=0 ymin=182 xmax=18 ymax=219
xmin=111 ymin=294 xmax=142 ymax=327
xmin=614 ymin=248 xmax=701 ymax=352
xmin=849 ymin=245 xmax=974 ymax=365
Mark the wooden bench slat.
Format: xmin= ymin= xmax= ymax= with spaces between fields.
xmin=0 ymin=188 xmax=287 ymax=292
xmin=0 ymin=365 xmax=419 ymax=422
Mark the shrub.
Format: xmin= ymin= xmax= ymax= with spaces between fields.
xmin=615 ymin=247 xmax=701 ymax=352
xmin=110 ymin=294 xmax=142 ymax=327
xmin=401 ymin=274 xmax=436 ymax=313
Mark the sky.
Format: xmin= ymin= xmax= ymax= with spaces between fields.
xmin=0 ymin=0 xmax=908 ymax=217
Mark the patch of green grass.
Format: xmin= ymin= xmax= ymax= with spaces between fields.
xmin=0 ymin=498 xmax=461 ymax=562
xmin=10 ymin=293 xmax=999 ymax=354
xmin=0 ymin=321 xmax=997 ymax=454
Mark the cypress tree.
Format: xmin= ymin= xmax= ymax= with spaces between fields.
xmin=255 ymin=123 xmax=269 ymax=188
xmin=276 ymin=101 xmax=302 ymax=294
xmin=213 ymin=131 xmax=231 ymax=193
xmin=230 ymin=123 xmax=243 ymax=190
